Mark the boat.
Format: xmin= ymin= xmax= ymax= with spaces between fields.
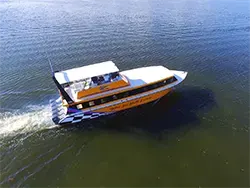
xmin=50 ymin=61 xmax=187 ymax=125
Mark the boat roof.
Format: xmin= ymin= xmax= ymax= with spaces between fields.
xmin=54 ymin=61 xmax=119 ymax=84
xmin=121 ymin=66 xmax=174 ymax=87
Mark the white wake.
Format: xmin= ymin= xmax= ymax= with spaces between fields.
xmin=0 ymin=105 xmax=56 ymax=138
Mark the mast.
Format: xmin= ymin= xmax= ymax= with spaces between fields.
xmin=46 ymin=52 xmax=74 ymax=105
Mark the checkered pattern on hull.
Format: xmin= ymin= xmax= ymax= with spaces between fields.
xmin=59 ymin=112 xmax=110 ymax=125
xmin=50 ymin=98 xmax=113 ymax=125
xmin=50 ymin=98 xmax=66 ymax=125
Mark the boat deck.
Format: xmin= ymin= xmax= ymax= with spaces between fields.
xmin=63 ymin=66 xmax=175 ymax=103
xmin=121 ymin=66 xmax=174 ymax=87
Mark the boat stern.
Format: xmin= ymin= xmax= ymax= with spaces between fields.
xmin=50 ymin=98 xmax=67 ymax=125
xmin=50 ymin=98 xmax=113 ymax=126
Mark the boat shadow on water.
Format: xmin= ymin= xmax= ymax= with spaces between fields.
xmin=99 ymin=85 xmax=218 ymax=136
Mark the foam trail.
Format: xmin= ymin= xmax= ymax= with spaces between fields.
xmin=0 ymin=105 xmax=56 ymax=138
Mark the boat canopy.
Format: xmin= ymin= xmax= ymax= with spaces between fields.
xmin=54 ymin=61 xmax=119 ymax=84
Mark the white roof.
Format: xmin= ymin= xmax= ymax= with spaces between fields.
xmin=121 ymin=66 xmax=174 ymax=87
xmin=55 ymin=61 xmax=119 ymax=84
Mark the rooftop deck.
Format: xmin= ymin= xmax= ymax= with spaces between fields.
xmin=55 ymin=61 xmax=119 ymax=84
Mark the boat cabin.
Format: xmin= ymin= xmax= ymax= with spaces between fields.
xmin=54 ymin=61 xmax=129 ymax=104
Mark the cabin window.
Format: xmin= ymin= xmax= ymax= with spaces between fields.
xmin=147 ymin=84 xmax=155 ymax=90
xmin=153 ymin=82 xmax=160 ymax=88
xmin=98 ymin=76 xmax=105 ymax=84
xmin=152 ymin=83 xmax=158 ymax=89
xmin=111 ymin=72 xmax=119 ymax=81
xmin=160 ymin=81 xmax=165 ymax=87
xmin=123 ymin=92 xmax=129 ymax=98
xmin=77 ymin=104 xmax=83 ymax=109
xmin=89 ymin=101 xmax=95 ymax=106
xmin=112 ymin=95 xmax=118 ymax=100
xmin=91 ymin=76 xmax=98 ymax=85
xmin=116 ymin=92 xmax=124 ymax=99
xmin=143 ymin=86 xmax=149 ymax=92
xmin=167 ymin=77 xmax=172 ymax=84
xmin=101 ymin=98 xmax=108 ymax=104
xmin=168 ymin=77 xmax=173 ymax=83
xmin=82 ymin=102 xmax=89 ymax=108
xmin=165 ymin=76 xmax=177 ymax=85
xmin=129 ymin=90 xmax=136 ymax=95
xmin=94 ymin=99 xmax=101 ymax=105
xmin=137 ymin=87 xmax=144 ymax=93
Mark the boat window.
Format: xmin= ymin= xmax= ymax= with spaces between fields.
xmin=168 ymin=77 xmax=173 ymax=84
xmin=155 ymin=83 xmax=160 ymax=88
xmin=91 ymin=76 xmax=98 ymax=84
xmin=97 ymin=76 xmax=105 ymax=85
xmin=143 ymin=86 xmax=149 ymax=92
xmin=101 ymin=98 xmax=108 ymax=104
xmin=147 ymin=84 xmax=156 ymax=90
xmin=89 ymin=101 xmax=95 ymax=106
xmin=165 ymin=76 xmax=177 ymax=85
xmin=103 ymin=74 xmax=111 ymax=82
xmin=82 ymin=102 xmax=89 ymax=108
xmin=111 ymin=72 xmax=119 ymax=81
xmin=165 ymin=79 xmax=170 ymax=84
xmin=94 ymin=99 xmax=101 ymax=105
xmin=160 ymin=81 xmax=165 ymax=87
xmin=154 ymin=82 xmax=160 ymax=88
xmin=112 ymin=95 xmax=118 ymax=100
xmin=123 ymin=92 xmax=129 ymax=98
xmin=152 ymin=83 xmax=158 ymax=89
xmin=77 ymin=104 xmax=83 ymax=109
xmin=137 ymin=87 xmax=145 ymax=93
xmin=116 ymin=92 xmax=124 ymax=99
xmin=129 ymin=89 xmax=136 ymax=95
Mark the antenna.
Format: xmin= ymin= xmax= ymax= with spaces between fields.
xmin=45 ymin=51 xmax=54 ymax=75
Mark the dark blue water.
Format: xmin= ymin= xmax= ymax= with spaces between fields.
xmin=0 ymin=0 xmax=249 ymax=187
